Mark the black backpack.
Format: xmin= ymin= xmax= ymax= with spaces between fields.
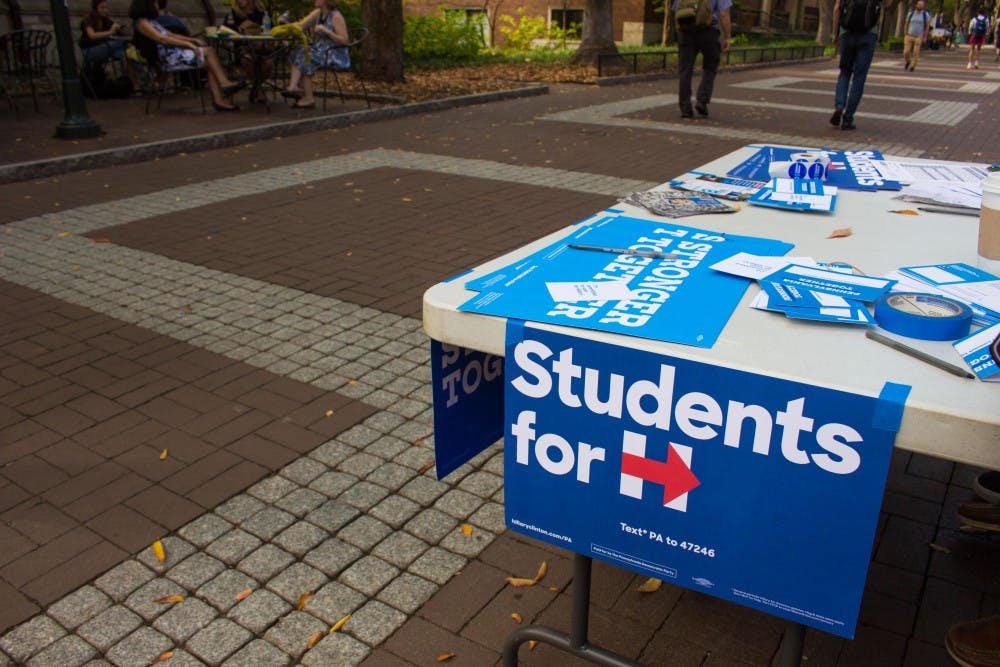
xmin=840 ymin=0 xmax=881 ymax=33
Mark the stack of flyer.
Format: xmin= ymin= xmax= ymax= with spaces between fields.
xmin=710 ymin=253 xmax=894 ymax=325
xmin=748 ymin=178 xmax=838 ymax=214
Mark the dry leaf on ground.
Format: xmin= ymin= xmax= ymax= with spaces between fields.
xmin=297 ymin=591 xmax=313 ymax=611
xmin=506 ymin=560 xmax=548 ymax=588
xmin=528 ymin=640 xmax=540 ymax=651
xmin=329 ymin=614 xmax=351 ymax=633
xmin=511 ymin=612 xmax=523 ymax=624
xmin=235 ymin=588 xmax=253 ymax=601
xmin=636 ymin=577 xmax=662 ymax=593
xmin=150 ymin=651 xmax=174 ymax=664
xmin=306 ymin=630 xmax=324 ymax=650
xmin=827 ymin=227 xmax=852 ymax=239
xmin=153 ymin=594 xmax=184 ymax=604
xmin=460 ymin=524 xmax=473 ymax=536
xmin=437 ymin=653 xmax=456 ymax=662
xmin=152 ymin=540 xmax=166 ymax=562
xmin=889 ymin=209 xmax=919 ymax=215
xmin=159 ymin=449 xmax=168 ymax=461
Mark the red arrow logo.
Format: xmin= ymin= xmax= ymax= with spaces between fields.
xmin=621 ymin=444 xmax=700 ymax=506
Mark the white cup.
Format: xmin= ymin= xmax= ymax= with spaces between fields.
xmin=979 ymin=172 xmax=1000 ymax=274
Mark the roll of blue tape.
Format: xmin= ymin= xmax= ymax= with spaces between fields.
xmin=874 ymin=292 xmax=973 ymax=341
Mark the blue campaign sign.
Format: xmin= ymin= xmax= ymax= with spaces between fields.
xmin=430 ymin=340 xmax=504 ymax=479
xmin=459 ymin=217 xmax=792 ymax=348
xmin=503 ymin=321 xmax=908 ymax=638
xmin=728 ymin=146 xmax=901 ymax=191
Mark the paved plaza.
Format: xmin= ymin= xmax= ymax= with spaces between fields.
xmin=0 ymin=47 xmax=998 ymax=666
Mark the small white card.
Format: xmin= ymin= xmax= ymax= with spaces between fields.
xmin=546 ymin=281 xmax=632 ymax=303
xmin=710 ymin=253 xmax=819 ymax=280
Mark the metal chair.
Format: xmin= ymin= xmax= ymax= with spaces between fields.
xmin=127 ymin=44 xmax=205 ymax=114
xmin=0 ymin=29 xmax=55 ymax=113
xmin=316 ymin=26 xmax=371 ymax=111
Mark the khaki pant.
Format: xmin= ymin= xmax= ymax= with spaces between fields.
xmin=903 ymin=34 xmax=922 ymax=68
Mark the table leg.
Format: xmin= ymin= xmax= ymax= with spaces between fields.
xmin=501 ymin=554 xmax=642 ymax=667
xmin=773 ymin=621 xmax=806 ymax=667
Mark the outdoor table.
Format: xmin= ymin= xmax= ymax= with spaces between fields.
xmin=207 ymin=33 xmax=295 ymax=111
xmin=422 ymin=145 xmax=1000 ymax=666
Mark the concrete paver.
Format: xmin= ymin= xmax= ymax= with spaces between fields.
xmin=1 ymin=46 xmax=998 ymax=666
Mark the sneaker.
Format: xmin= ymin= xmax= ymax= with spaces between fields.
xmin=829 ymin=108 xmax=843 ymax=126
xmin=841 ymin=122 xmax=857 ymax=131
xmin=694 ymin=102 xmax=709 ymax=117
xmin=945 ymin=615 xmax=1000 ymax=667
xmin=680 ymin=107 xmax=694 ymax=119
xmin=975 ymin=61 xmax=980 ymax=68
xmin=974 ymin=471 xmax=1000 ymax=504
xmin=967 ymin=63 xmax=974 ymax=69
xmin=957 ymin=502 xmax=1000 ymax=531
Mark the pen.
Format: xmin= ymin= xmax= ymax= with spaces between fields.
xmin=865 ymin=330 xmax=975 ymax=379
xmin=568 ymin=243 xmax=678 ymax=261
xmin=916 ymin=206 xmax=980 ymax=217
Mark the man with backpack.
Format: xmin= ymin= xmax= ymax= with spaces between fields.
xmin=966 ymin=10 xmax=990 ymax=68
xmin=903 ymin=0 xmax=930 ymax=71
xmin=672 ymin=0 xmax=732 ymax=118
xmin=829 ymin=0 xmax=880 ymax=131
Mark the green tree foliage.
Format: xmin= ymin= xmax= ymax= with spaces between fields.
xmin=403 ymin=11 xmax=484 ymax=60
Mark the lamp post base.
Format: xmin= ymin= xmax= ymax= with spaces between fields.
xmin=55 ymin=115 xmax=103 ymax=140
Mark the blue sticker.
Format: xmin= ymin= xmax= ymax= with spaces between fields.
xmin=504 ymin=324 xmax=901 ymax=639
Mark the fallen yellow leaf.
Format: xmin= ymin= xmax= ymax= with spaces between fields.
xmin=152 ymin=540 xmax=166 ymax=562
xmin=548 ymin=586 xmax=558 ymax=592
xmin=929 ymin=542 xmax=952 ymax=554
xmin=460 ymin=524 xmax=473 ymax=536
xmin=306 ymin=630 xmax=324 ymax=650
xmin=528 ymin=640 xmax=539 ymax=651
xmin=436 ymin=653 xmax=456 ymax=662
xmin=636 ymin=577 xmax=662 ymax=593
xmin=56 ymin=231 xmax=70 ymax=237
xmin=235 ymin=588 xmax=253 ymax=601
xmin=417 ymin=462 xmax=434 ymax=474
xmin=159 ymin=449 xmax=168 ymax=461
xmin=93 ymin=237 xmax=111 ymax=243
xmin=329 ymin=614 xmax=351 ymax=633
xmin=153 ymin=595 xmax=184 ymax=604
xmin=297 ymin=591 xmax=313 ymax=611
xmin=889 ymin=209 xmax=919 ymax=215
xmin=506 ymin=576 xmax=537 ymax=588
xmin=827 ymin=227 xmax=853 ymax=239
xmin=533 ymin=560 xmax=548 ymax=583
xmin=150 ymin=650 xmax=174 ymax=664
xmin=325 ymin=409 xmax=334 ymax=417
xmin=511 ymin=612 xmax=523 ymax=624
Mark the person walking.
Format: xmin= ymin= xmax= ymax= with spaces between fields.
xmin=830 ymin=0 xmax=880 ymax=130
xmin=672 ymin=0 xmax=732 ymax=119
xmin=903 ymin=0 xmax=931 ymax=71
xmin=966 ymin=10 xmax=990 ymax=68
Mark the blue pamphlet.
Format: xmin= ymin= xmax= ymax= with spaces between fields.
xmin=504 ymin=322 xmax=905 ymax=638
xmin=459 ymin=216 xmax=793 ymax=348
xmin=729 ymin=146 xmax=902 ymax=191
xmin=766 ymin=264 xmax=894 ymax=302
xmin=748 ymin=178 xmax=838 ymax=213
xmin=953 ymin=322 xmax=1000 ymax=381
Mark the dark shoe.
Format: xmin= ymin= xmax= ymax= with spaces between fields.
xmin=680 ymin=107 xmax=694 ymax=119
xmin=221 ymin=81 xmax=247 ymax=96
xmin=695 ymin=102 xmax=709 ymax=117
xmin=957 ymin=502 xmax=1000 ymax=531
xmin=841 ymin=122 xmax=857 ymax=131
xmin=212 ymin=101 xmax=239 ymax=112
xmin=945 ymin=615 xmax=1000 ymax=667
xmin=830 ymin=108 xmax=843 ymax=126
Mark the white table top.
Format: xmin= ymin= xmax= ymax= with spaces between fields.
xmin=423 ymin=146 xmax=1000 ymax=470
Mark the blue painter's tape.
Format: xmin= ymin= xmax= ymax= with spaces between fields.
xmin=874 ymin=293 xmax=973 ymax=341
xmin=443 ymin=269 xmax=473 ymax=283
xmin=873 ymin=382 xmax=911 ymax=433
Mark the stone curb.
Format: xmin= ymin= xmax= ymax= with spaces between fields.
xmin=0 ymin=85 xmax=548 ymax=185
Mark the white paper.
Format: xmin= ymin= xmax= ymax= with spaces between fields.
xmin=710 ymin=253 xmax=818 ymax=280
xmin=908 ymin=265 xmax=963 ymax=284
xmin=874 ymin=160 xmax=990 ymax=185
xmin=546 ymin=281 xmax=632 ymax=303
xmin=813 ymin=292 xmax=851 ymax=307
xmin=895 ymin=182 xmax=982 ymax=209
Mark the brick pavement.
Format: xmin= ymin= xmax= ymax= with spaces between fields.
xmin=0 ymin=46 xmax=998 ymax=666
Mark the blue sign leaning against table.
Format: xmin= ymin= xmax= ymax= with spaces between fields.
xmin=504 ymin=320 xmax=909 ymax=638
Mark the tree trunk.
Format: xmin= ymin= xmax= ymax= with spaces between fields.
xmin=361 ymin=0 xmax=405 ymax=83
xmin=816 ymin=0 xmax=834 ymax=44
xmin=570 ymin=0 xmax=621 ymax=66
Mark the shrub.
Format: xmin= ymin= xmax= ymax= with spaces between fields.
xmin=498 ymin=9 xmax=549 ymax=50
xmin=404 ymin=11 xmax=483 ymax=61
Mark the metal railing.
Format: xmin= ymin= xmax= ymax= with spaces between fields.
xmin=597 ymin=43 xmax=825 ymax=77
